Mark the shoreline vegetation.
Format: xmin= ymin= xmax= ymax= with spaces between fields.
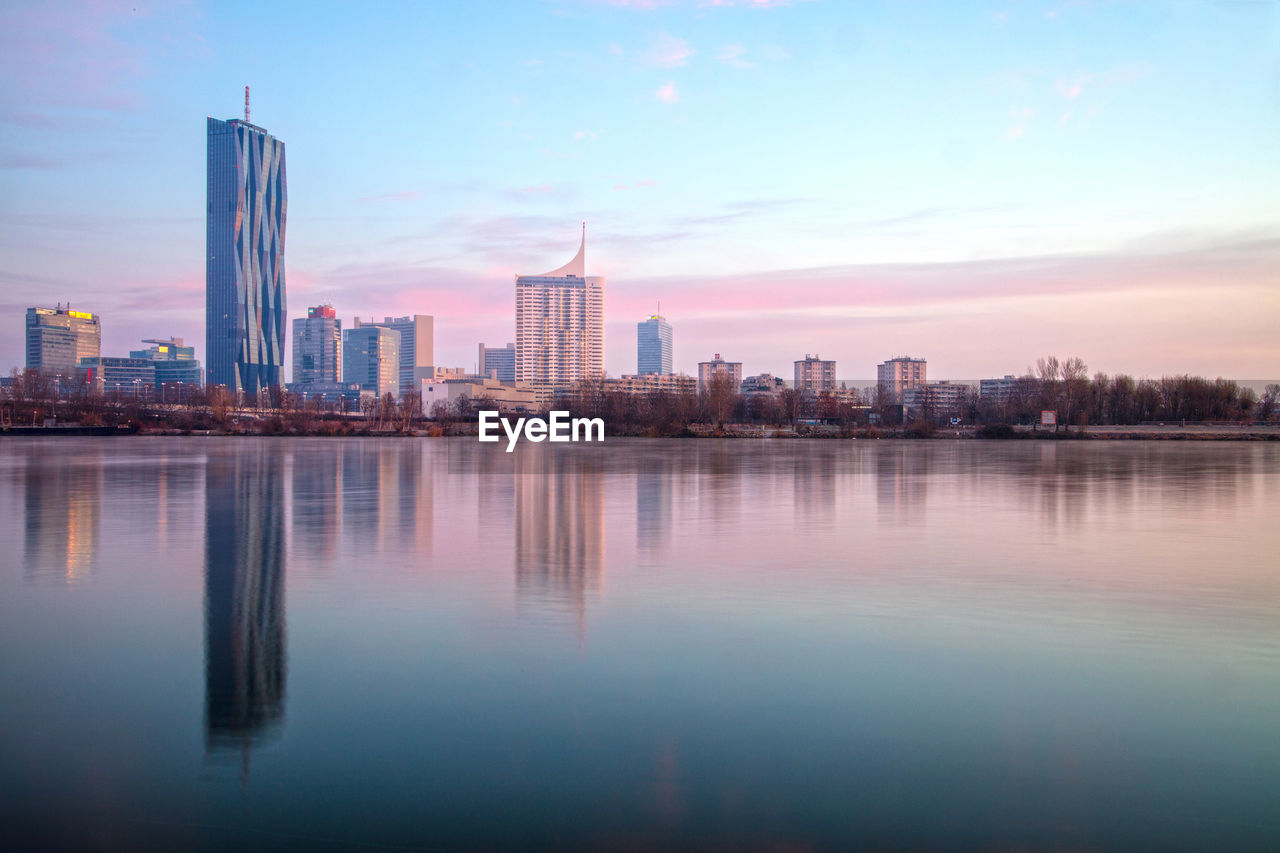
xmin=4 ymin=365 xmax=1277 ymax=441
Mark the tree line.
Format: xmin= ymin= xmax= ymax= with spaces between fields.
xmin=4 ymin=360 xmax=1276 ymax=435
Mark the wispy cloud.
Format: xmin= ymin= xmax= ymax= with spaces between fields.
xmin=357 ymin=191 xmax=422 ymax=203
xmin=647 ymin=32 xmax=695 ymax=68
xmin=655 ymin=81 xmax=680 ymax=102
xmin=716 ymin=44 xmax=753 ymax=68
xmin=0 ymin=150 xmax=65 ymax=170
xmin=1004 ymin=107 xmax=1035 ymax=140
xmin=601 ymin=0 xmax=675 ymax=8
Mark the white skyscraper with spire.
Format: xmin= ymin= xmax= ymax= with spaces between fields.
xmin=515 ymin=224 xmax=604 ymax=394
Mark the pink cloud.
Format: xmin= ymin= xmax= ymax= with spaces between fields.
xmin=598 ymin=234 xmax=1279 ymax=377
xmin=654 ymin=81 xmax=680 ymax=103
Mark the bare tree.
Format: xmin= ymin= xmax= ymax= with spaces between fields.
xmin=705 ymin=373 xmax=737 ymax=428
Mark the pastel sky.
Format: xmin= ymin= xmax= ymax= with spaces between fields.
xmin=2 ymin=0 xmax=1277 ymax=380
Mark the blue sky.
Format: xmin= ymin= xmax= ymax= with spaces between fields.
xmin=2 ymin=0 xmax=1277 ymax=379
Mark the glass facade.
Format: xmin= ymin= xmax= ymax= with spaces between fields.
xmin=26 ymin=307 xmax=101 ymax=374
xmin=362 ymin=315 xmax=433 ymax=395
xmin=131 ymin=337 xmax=203 ymax=388
xmin=77 ymin=357 xmax=156 ymax=395
xmin=206 ymin=116 xmax=287 ymax=395
xmin=636 ymin=315 xmax=673 ymax=376
xmin=478 ymin=342 xmax=516 ymax=382
xmin=342 ymin=326 xmax=401 ymax=399
xmin=292 ymin=305 xmax=342 ymax=386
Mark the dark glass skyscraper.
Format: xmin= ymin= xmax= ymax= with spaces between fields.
xmin=206 ymin=110 xmax=287 ymax=394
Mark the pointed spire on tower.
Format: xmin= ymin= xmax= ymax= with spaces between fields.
xmin=244 ymin=86 xmax=250 ymax=123
xmin=528 ymin=222 xmax=587 ymax=277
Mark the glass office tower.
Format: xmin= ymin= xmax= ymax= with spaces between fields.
xmin=636 ymin=314 xmax=673 ymax=375
xmin=206 ymin=113 xmax=287 ymax=395
xmin=26 ymin=306 xmax=101 ymax=374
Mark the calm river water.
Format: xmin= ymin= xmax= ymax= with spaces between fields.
xmin=1 ymin=437 xmax=1277 ymax=850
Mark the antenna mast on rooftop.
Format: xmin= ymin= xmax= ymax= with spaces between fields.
xmin=244 ymin=86 xmax=250 ymax=123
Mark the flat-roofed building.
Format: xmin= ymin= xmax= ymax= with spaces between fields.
xmin=420 ymin=377 xmax=539 ymax=414
xmin=979 ymin=375 xmax=1022 ymax=404
xmin=26 ymin=306 xmax=101 ymax=375
xmin=479 ymin=342 xmax=516 ymax=382
xmin=131 ymin=337 xmax=203 ymax=389
xmin=605 ymin=373 xmax=696 ymax=396
xmin=343 ymin=325 xmax=400 ymax=399
xmin=795 ymin=354 xmax=837 ymax=394
xmin=741 ymin=373 xmax=786 ymax=396
xmin=78 ymin=357 xmax=155 ymax=396
xmin=637 ymin=314 xmax=673 ymax=376
xmin=292 ymin=305 xmax=342 ymax=386
xmin=902 ymin=381 xmax=970 ymax=418
xmin=697 ymin=354 xmax=742 ymax=392
xmin=877 ymin=356 xmax=927 ymax=403
xmin=359 ymin=315 xmax=434 ymax=396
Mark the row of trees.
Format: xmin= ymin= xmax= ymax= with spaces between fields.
xmin=5 ymin=361 xmax=1276 ymax=434
xmin=975 ymin=357 xmax=1273 ymax=427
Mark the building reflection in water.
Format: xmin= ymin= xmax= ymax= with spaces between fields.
xmin=204 ymin=447 xmax=286 ymax=763
xmin=514 ymin=448 xmax=605 ymax=628
xmin=23 ymin=453 xmax=102 ymax=583
xmin=635 ymin=464 xmax=672 ymax=558
xmin=292 ymin=443 xmax=342 ymax=562
xmin=875 ymin=443 xmax=929 ymax=522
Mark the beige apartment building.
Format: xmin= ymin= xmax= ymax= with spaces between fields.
xmin=697 ymin=354 xmax=743 ymax=392
xmin=515 ymin=226 xmax=604 ymax=395
xmin=794 ymin=354 xmax=837 ymax=394
xmin=877 ymin=356 xmax=927 ymax=402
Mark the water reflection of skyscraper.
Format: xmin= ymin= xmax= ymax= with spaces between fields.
xmin=204 ymin=447 xmax=286 ymax=755
xmin=514 ymin=448 xmax=605 ymax=624
xmin=636 ymin=466 xmax=671 ymax=557
xmin=23 ymin=454 xmax=101 ymax=582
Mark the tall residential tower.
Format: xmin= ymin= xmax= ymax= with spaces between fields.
xmin=206 ymin=91 xmax=287 ymax=395
xmin=515 ymin=226 xmax=604 ymax=394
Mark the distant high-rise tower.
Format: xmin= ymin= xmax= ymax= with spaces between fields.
xmin=25 ymin=306 xmax=101 ymax=374
xmin=292 ymin=305 xmax=342 ymax=385
xmin=515 ymin=226 xmax=604 ymax=393
xmin=636 ymin=314 xmax=672 ymax=376
xmin=206 ymin=97 xmax=287 ymax=395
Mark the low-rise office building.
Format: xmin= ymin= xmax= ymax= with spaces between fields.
xmin=605 ymin=373 xmax=696 ymax=396
xmin=420 ymin=377 xmax=540 ymax=413
xmin=77 ymin=357 xmax=155 ymax=396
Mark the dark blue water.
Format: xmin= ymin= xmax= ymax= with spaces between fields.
xmin=1 ymin=437 xmax=1277 ymax=850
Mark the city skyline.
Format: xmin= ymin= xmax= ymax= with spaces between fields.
xmin=2 ymin=1 xmax=1277 ymax=380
